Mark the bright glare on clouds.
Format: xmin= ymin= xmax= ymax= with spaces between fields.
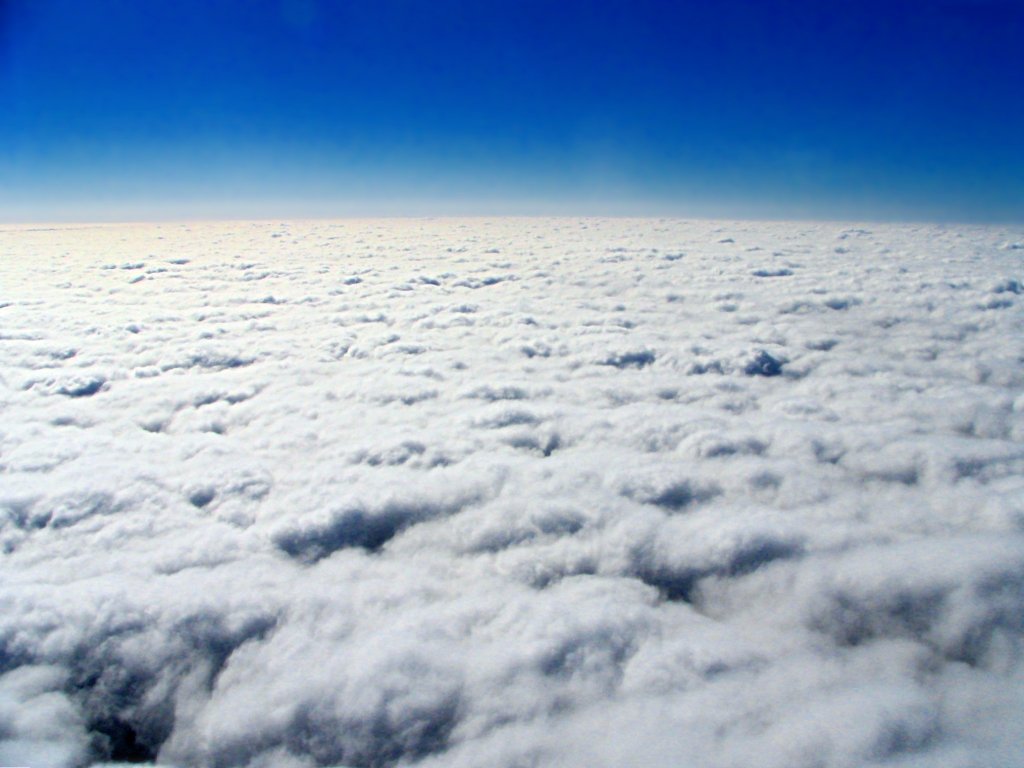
xmin=1 ymin=218 xmax=1023 ymax=767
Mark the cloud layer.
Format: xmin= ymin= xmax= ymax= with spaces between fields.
xmin=1 ymin=218 xmax=1023 ymax=767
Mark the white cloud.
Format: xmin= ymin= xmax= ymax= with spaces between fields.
xmin=1 ymin=218 xmax=1022 ymax=766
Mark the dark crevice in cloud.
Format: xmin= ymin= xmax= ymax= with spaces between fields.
xmin=67 ymin=612 xmax=280 ymax=765
xmin=474 ymin=409 xmax=543 ymax=429
xmin=275 ymin=504 xmax=430 ymax=559
xmin=6 ymin=492 xmax=128 ymax=533
xmin=187 ymin=486 xmax=217 ymax=508
xmin=688 ymin=359 xmax=726 ymax=375
xmin=601 ymin=350 xmax=656 ymax=369
xmin=284 ymin=692 xmax=460 ymax=768
xmin=647 ymin=481 xmax=721 ymax=512
xmin=743 ymin=350 xmax=785 ymax=377
xmin=57 ymin=376 xmax=107 ymax=398
xmin=505 ymin=431 xmax=563 ymax=457
xmin=463 ymin=384 xmax=530 ymax=401
xmin=163 ymin=352 xmax=256 ymax=373
xmin=621 ymin=480 xmax=722 ymax=512
xmin=636 ymin=537 xmax=805 ymax=603
xmin=810 ymin=567 xmax=1024 ymax=667
xmin=751 ymin=268 xmax=794 ymax=278
xmin=274 ymin=488 xmax=489 ymax=562
xmin=88 ymin=715 xmax=156 ymax=763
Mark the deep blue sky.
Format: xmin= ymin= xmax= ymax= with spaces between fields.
xmin=2 ymin=0 xmax=1023 ymax=221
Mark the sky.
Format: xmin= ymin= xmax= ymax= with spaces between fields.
xmin=1 ymin=0 xmax=1023 ymax=222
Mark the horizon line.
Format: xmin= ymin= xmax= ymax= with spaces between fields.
xmin=3 ymin=210 xmax=1023 ymax=229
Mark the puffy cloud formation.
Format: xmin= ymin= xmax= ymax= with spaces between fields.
xmin=1 ymin=218 xmax=1023 ymax=767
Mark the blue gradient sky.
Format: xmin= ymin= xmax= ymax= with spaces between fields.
xmin=2 ymin=0 xmax=1022 ymax=222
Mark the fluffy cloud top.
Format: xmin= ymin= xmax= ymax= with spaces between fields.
xmin=1 ymin=218 xmax=1023 ymax=767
